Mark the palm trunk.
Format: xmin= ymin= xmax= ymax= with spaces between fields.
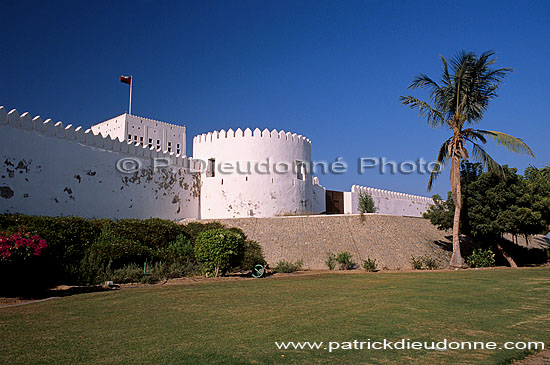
xmin=450 ymin=157 xmax=464 ymax=268
xmin=496 ymin=241 xmax=518 ymax=268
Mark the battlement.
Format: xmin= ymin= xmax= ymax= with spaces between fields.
xmin=351 ymin=185 xmax=434 ymax=204
xmin=93 ymin=112 xmax=186 ymax=130
xmin=193 ymin=128 xmax=311 ymax=145
xmin=0 ymin=106 xmax=193 ymax=168
xmin=129 ymin=113 xmax=186 ymax=130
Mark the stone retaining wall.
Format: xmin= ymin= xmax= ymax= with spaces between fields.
xmin=201 ymin=214 xmax=453 ymax=270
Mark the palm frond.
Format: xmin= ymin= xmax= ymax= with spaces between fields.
xmin=427 ymin=138 xmax=451 ymax=191
xmin=439 ymin=55 xmax=452 ymax=87
xmin=461 ymin=128 xmax=487 ymax=144
xmin=399 ymin=95 xmax=446 ymax=127
xmin=476 ymin=130 xmax=535 ymax=157
xmin=466 ymin=139 xmax=503 ymax=175
xmin=409 ymin=74 xmax=440 ymax=91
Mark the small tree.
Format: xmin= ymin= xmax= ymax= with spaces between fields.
xmin=358 ymin=190 xmax=377 ymax=213
xmin=336 ymin=251 xmax=354 ymax=270
xmin=194 ymin=229 xmax=244 ymax=277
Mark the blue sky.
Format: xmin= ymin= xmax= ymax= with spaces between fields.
xmin=1 ymin=0 xmax=549 ymax=197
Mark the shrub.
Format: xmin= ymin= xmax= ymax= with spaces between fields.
xmin=194 ymin=229 xmax=245 ymax=277
xmin=167 ymin=234 xmax=195 ymax=259
xmin=0 ymin=228 xmax=47 ymax=262
xmin=183 ymin=222 xmax=245 ymax=241
xmin=466 ymin=248 xmax=496 ymax=268
xmin=358 ymin=191 xmax=377 ymax=213
xmin=411 ymin=256 xmax=424 ymax=270
xmin=423 ymin=257 xmax=440 ymax=270
xmin=104 ymin=218 xmax=188 ymax=250
xmin=111 ymin=263 xmax=144 ymax=284
xmin=79 ymin=229 xmax=152 ymax=284
xmin=0 ymin=214 xmax=105 ymax=286
xmin=0 ymin=228 xmax=49 ymax=294
xmin=411 ymin=256 xmax=440 ymax=270
xmin=236 ymin=240 xmax=266 ymax=272
xmin=273 ymin=259 xmax=303 ymax=273
xmin=160 ymin=260 xmax=201 ymax=278
xmin=0 ymin=215 xmax=220 ymax=289
xmin=362 ymin=257 xmax=377 ymax=272
xmin=337 ymin=251 xmax=354 ymax=270
xmin=109 ymin=260 xmax=202 ymax=285
xmin=89 ymin=229 xmax=152 ymax=268
xmin=325 ymin=252 xmax=337 ymax=270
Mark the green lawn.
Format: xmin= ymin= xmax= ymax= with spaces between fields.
xmin=1 ymin=268 xmax=549 ymax=364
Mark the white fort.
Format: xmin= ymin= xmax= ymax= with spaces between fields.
xmin=0 ymin=107 xmax=433 ymax=219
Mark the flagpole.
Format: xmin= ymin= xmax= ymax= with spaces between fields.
xmin=129 ymin=75 xmax=133 ymax=115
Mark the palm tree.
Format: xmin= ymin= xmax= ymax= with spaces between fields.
xmin=400 ymin=51 xmax=534 ymax=268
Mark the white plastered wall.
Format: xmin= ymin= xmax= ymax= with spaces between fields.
xmin=193 ymin=128 xmax=313 ymax=218
xmin=344 ymin=185 xmax=433 ymax=217
xmin=0 ymin=107 xmax=199 ymax=220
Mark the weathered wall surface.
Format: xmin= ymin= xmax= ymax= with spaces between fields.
xmin=344 ymin=185 xmax=433 ymax=217
xmin=203 ymin=214 xmax=453 ymax=269
xmin=193 ymin=128 xmax=314 ymax=218
xmin=0 ymin=107 xmax=200 ymax=220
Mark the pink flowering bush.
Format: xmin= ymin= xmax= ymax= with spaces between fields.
xmin=0 ymin=228 xmax=47 ymax=262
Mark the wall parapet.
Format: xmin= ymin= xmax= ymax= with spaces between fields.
xmin=0 ymin=106 xmax=193 ymax=168
xmin=351 ymin=185 xmax=434 ymax=204
xmin=93 ymin=112 xmax=186 ymax=131
xmin=193 ymin=128 xmax=311 ymax=145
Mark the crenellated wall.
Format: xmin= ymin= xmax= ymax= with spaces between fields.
xmin=344 ymin=185 xmax=433 ymax=217
xmin=0 ymin=104 xmax=436 ymax=221
xmin=0 ymin=106 xmax=200 ymax=220
xmin=193 ymin=127 xmax=314 ymax=218
xmin=92 ymin=113 xmax=187 ymax=156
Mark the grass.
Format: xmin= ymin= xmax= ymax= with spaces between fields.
xmin=1 ymin=267 xmax=549 ymax=364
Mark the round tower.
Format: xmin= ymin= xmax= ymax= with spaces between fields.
xmin=193 ymin=127 xmax=313 ymax=218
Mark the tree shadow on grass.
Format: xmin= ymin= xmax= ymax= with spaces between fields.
xmin=1 ymin=285 xmax=113 ymax=301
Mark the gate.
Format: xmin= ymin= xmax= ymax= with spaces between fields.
xmin=325 ymin=190 xmax=344 ymax=214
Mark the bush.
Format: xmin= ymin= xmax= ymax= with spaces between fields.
xmin=79 ymin=229 xmax=152 ymax=284
xmin=0 ymin=228 xmax=49 ymax=294
xmin=411 ymin=255 xmax=440 ymax=270
xmin=0 ymin=214 xmax=105 ymax=287
xmin=194 ymin=229 xmax=245 ymax=277
xmin=183 ymin=222 xmax=245 ymax=241
xmin=325 ymin=252 xmax=337 ymax=270
xmin=411 ymin=256 xmax=424 ymax=270
xmin=273 ymin=259 xmax=303 ymax=273
xmin=109 ymin=260 xmax=202 ymax=285
xmin=337 ymin=251 xmax=354 ymax=270
xmin=358 ymin=191 xmax=377 ymax=213
xmin=159 ymin=260 xmax=201 ymax=278
xmin=104 ymin=218 xmax=188 ymax=250
xmin=236 ymin=240 xmax=266 ymax=272
xmin=423 ymin=257 xmax=440 ymax=270
xmin=0 ymin=228 xmax=47 ymax=262
xmin=466 ymin=248 xmax=496 ymax=268
xmin=0 ymin=215 xmax=223 ymax=290
xmin=362 ymin=257 xmax=377 ymax=272
xmin=167 ymin=234 xmax=194 ymax=259
xmin=111 ymin=263 xmax=144 ymax=284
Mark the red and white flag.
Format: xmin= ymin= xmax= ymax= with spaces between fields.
xmin=120 ymin=75 xmax=132 ymax=85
